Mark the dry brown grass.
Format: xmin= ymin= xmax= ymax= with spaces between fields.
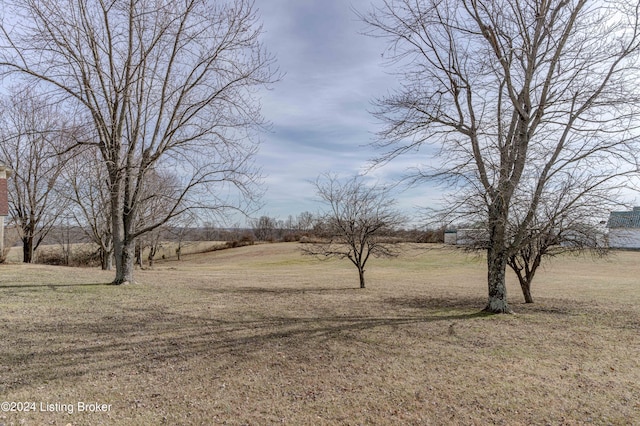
xmin=0 ymin=243 xmax=639 ymax=425
xmin=2 ymin=241 xmax=229 ymax=264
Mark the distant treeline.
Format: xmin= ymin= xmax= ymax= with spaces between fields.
xmin=6 ymin=224 xmax=445 ymax=246
xmin=2 ymin=218 xmax=445 ymax=267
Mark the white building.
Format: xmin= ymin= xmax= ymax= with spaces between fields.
xmin=444 ymin=228 xmax=489 ymax=247
xmin=444 ymin=230 xmax=457 ymax=245
xmin=607 ymin=207 xmax=640 ymax=249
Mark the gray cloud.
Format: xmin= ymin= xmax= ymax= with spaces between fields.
xmin=251 ymin=0 xmax=438 ymax=223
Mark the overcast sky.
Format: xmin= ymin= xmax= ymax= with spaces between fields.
xmin=250 ymin=0 xmax=439 ymax=224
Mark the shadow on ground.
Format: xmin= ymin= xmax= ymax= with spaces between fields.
xmin=0 ymin=282 xmax=111 ymax=289
xmin=0 ymin=287 xmax=489 ymax=393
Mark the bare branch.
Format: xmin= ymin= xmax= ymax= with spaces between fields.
xmin=302 ymin=174 xmax=405 ymax=289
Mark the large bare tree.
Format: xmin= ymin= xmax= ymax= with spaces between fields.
xmin=0 ymin=87 xmax=73 ymax=263
xmin=303 ymin=174 xmax=405 ymax=289
xmin=0 ymin=0 xmax=277 ymax=283
xmin=362 ymin=0 xmax=640 ymax=312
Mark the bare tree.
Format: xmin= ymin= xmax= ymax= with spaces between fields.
xmin=457 ymin=187 xmax=612 ymax=303
xmin=251 ymin=215 xmax=278 ymax=241
xmin=296 ymin=211 xmax=316 ymax=233
xmin=0 ymin=0 xmax=278 ymax=284
xmin=302 ymin=174 xmax=405 ymax=289
xmin=506 ymin=186 xmax=611 ymax=303
xmin=0 ymin=87 xmax=73 ymax=263
xmin=362 ymin=0 xmax=640 ymax=312
xmin=167 ymin=210 xmax=199 ymax=261
xmin=62 ymin=146 xmax=114 ymax=269
xmin=134 ymin=169 xmax=182 ymax=267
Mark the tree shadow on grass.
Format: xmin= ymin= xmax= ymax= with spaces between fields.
xmin=0 ymin=282 xmax=112 ymax=289
xmin=0 ymin=296 xmax=489 ymax=394
xmin=198 ymin=286 xmax=363 ymax=295
xmin=384 ymin=295 xmax=488 ymax=311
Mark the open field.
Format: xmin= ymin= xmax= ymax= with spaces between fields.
xmin=2 ymin=240 xmax=230 ymax=264
xmin=0 ymin=243 xmax=639 ymax=425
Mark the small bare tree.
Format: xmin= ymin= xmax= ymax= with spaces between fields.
xmin=134 ymin=169 xmax=182 ymax=267
xmin=505 ymin=189 xmax=610 ymax=303
xmin=447 ymin=180 xmax=614 ymax=303
xmin=302 ymin=174 xmax=405 ymax=289
xmin=61 ymin=146 xmax=113 ymax=270
xmin=251 ymin=215 xmax=278 ymax=241
xmin=167 ymin=211 xmax=199 ymax=261
xmin=296 ymin=211 xmax=316 ymax=233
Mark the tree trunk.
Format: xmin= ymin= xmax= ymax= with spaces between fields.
xmin=519 ymin=278 xmax=534 ymax=303
xmin=100 ymin=248 xmax=113 ymax=270
xmin=109 ymin=170 xmax=137 ymax=284
xmin=135 ymin=240 xmax=142 ymax=268
xmin=148 ymin=249 xmax=155 ymax=268
xmin=358 ymin=267 xmax=366 ymax=289
xmin=510 ymin=260 xmax=535 ymax=304
xmin=111 ymin=185 xmax=124 ymax=282
xmin=521 ymin=254 xmax=542 ymax=304
xmin=485 ymin=203 xmax=512 ymax=313
xmin=22 ymin=236 xmax=34 ymax=263
xmin=110 ymin=180 xmax=135 ymax=284
xmin=485 ymin=247 xmax=512 ymax=313
xmin=113 ymin=240 xmax=135 ymax=284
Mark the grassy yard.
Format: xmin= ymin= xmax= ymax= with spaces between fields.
xmin=0 ymin=243 xmax=638 ymax=425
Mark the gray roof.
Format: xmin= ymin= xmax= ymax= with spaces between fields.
xmin=607 ymin=207 xmax=640 ymax=228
